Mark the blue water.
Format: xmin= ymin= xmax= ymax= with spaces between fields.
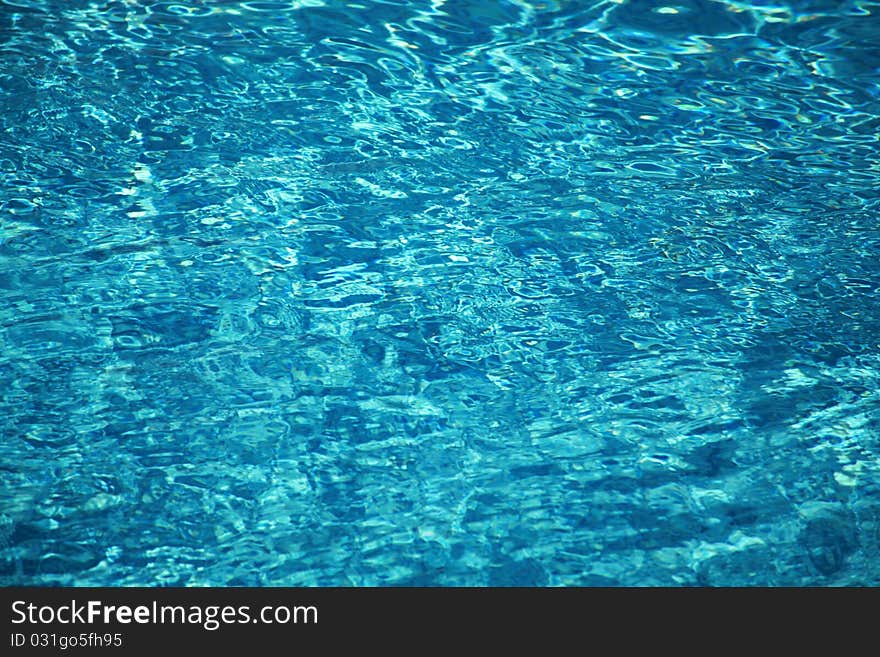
xmin=1 ymin=0 xmax=879 ymax=586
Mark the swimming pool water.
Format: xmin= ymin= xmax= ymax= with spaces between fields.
xmin=1 ymin=0 xmax=879 ymax=586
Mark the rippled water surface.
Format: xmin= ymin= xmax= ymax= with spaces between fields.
xmin=2 ymin=0 xmax=880 ymax=586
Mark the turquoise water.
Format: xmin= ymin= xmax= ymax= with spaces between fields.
xmin=1 ymin=0 xmax=879 ymax=586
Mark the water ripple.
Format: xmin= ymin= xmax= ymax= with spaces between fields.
xmin=1 ymin=0 xmax=880 ymax=585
